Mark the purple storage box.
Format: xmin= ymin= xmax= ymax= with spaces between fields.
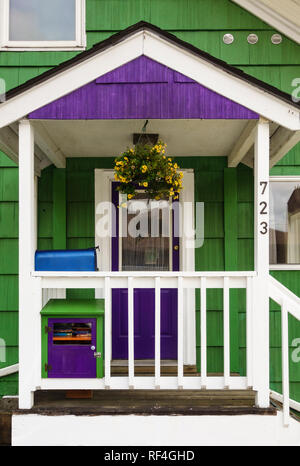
xmin=35 ymin=248 xmax=98 ymax=272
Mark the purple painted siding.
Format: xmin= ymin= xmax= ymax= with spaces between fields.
xmin=29 ymin=56 xmax=258 ymax=120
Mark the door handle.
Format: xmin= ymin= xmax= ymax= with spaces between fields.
xmin=94 ymin=352 xmax=102 ymax=358
xmin=174 ymin=245 xmax=179 ymax=251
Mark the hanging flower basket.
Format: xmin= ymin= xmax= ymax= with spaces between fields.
xmin=114 ymin=141 xmax=183 ymax=200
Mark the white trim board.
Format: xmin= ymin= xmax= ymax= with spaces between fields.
xmin=0 ymin=29 xmax=299 ymax=132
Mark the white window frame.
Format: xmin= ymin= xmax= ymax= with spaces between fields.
xmin=0 ymin=0 xmax=86 ymax=51
xmin=269 ymin=176 xmax=300 ymax=271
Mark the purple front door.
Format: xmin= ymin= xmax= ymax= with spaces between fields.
xmin=112 ymin=184 xmax=179 ymax=359
xmin=47 ymin=318 xmax=97 ymax=378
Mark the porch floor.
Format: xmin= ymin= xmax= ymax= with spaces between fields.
xmin=20 ymin=389 xmax=276 ymax=416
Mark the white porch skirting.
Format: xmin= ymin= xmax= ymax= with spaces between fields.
xmin=12 ymin=412 xmax=300 ymax=446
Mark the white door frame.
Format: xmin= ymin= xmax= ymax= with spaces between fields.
xmin=95 ymin=168 xmax=196 ymax=364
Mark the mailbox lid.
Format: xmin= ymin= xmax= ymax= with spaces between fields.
xmin=35 ymin=248 xmax=97 ymax=271
xmin=41 ymin=299 xmax=104 ymax=316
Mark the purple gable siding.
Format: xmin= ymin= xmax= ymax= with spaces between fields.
xmin=29 ymin=56 xmax=258 ymax=120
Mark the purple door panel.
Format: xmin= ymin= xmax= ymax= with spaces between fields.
xmin=112 ymin=288 xmax=178 ymax=359
xmin=48 ymin=318 xmax=97 ymax=378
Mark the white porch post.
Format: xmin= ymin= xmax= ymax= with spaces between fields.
xmin=253 ymin=117 xmax=270 ymax=408
xmin=18 ymin=119 xmax=36 ymax=409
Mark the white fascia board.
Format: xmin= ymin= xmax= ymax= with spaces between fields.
xmin=0 ymin=29 xmax=299 ymax=132
xmin=143 ymin=32 xmax=300 ymax=131
xmin=0 ymin=32 xmax=144 ymax=130
xmin=231 ymin=0 xmax=300 ymax=44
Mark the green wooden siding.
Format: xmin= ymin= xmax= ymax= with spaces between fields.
xmin=0 ymin=0 xmax=300 ymax=399
xmin=0 ymin=155 xmax=18 ymax=397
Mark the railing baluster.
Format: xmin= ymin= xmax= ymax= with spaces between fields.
xmin=223 ymin=276 xmax=230 ymax=389
xmin=104 ymin=276 xmax=111 ymax=389
xmin=281 ymin=300 xmax=290 ymax=427
xmin=200 ymin=276 xmax=207 ymax=389
xmin=155 ymin=277 xmax=161 ymax=389
xmin=128 ymin=276 xmax=134 ymax=389
xmin=177 ymin=276 xmax=184 ymax=389
xmin=246 ymin=276 xmax=253 ymax=388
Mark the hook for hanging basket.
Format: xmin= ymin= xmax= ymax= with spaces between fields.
xmin=133 ymin=120 xmax=159 ymax=147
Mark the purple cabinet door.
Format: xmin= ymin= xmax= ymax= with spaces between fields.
xmin=111 ymin=183 xmax=179 ymax=359
xmin=48 ymin=318 xmax=97 ymax=378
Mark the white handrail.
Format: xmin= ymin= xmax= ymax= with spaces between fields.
xmin=0 ymin=363 xmax=19 ymax=377
xmin=270 ymin=390 xmax=300 ymax=414
xmin=269 ymin=275 xmax=300 ymax=320
xmin=269 ymin=275 xmax=300 ymax=426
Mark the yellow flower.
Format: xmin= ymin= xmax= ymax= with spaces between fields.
xmin=143 ymin=182 xmax=148 ymax=187
xmin=128 ymin=194 xmax=133 ymax=199
xmin=174 ymin=163 xmax=178 ymax=169
xmin=141 ymin=165 xmax=148 ymax=173
xmin=155 ymin=195 xmax=161 ymax=200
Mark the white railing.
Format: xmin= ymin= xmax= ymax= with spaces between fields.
xmin=0 ymin=363 xmax=19 ymax=378
xmin=269 ymin=275 xmax=300 ymax=426
xmin=33 ymin=271 xmax=256 ymax=392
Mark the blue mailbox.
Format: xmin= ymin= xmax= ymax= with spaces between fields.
xmin=35 ymin=248 xmax=99 ymax=272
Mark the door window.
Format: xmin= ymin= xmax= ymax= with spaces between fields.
xmin=119 ymin=192 xmax=173 ymax=271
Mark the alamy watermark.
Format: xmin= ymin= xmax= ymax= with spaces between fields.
xmin=292 ymin=338 xmax=300 ymax=363
xmin=96 ymin=200 xmax=205 ymax=249
xmin=291 ymin=78 xmax=300 ymax=103
xmin=0 ymin=78 xmax=6 ymax=103
xmin=0 ymin=338 xmax=6 ymax=363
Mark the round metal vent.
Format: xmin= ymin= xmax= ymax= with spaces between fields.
xmin=247 ymin=34 xmax=259 ymax=44
xmin=223 ymin=34 xmax=234 ymax=45
xmin=271 ymin=34 xmax=283 ymax=45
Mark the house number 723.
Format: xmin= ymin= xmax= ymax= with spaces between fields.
xmin=259 ymin=181 xmax=268 ymax=235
